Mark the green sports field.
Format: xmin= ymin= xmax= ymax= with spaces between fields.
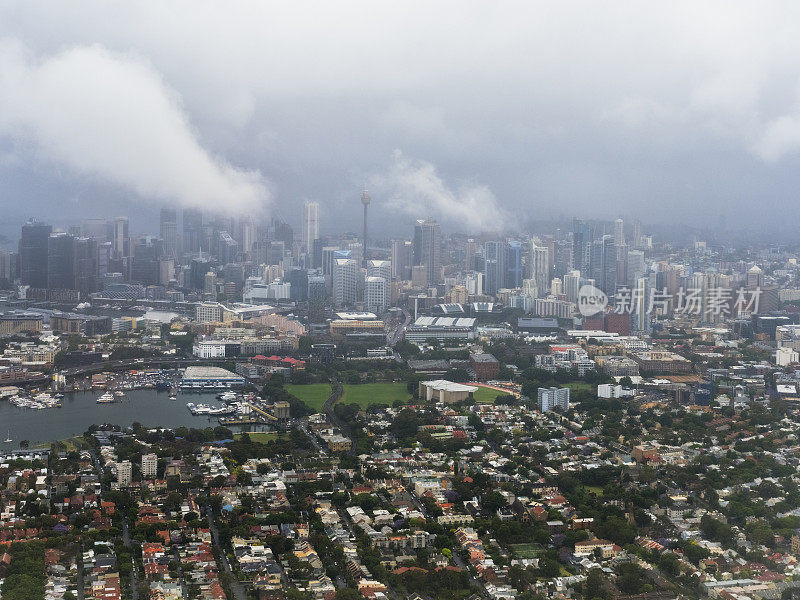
xmin=284 ymin=383 xmax=332 ymax=412
xmin=472 ymin=385 xmax=504 ymax=404
xmin=340 ymin=383 xmax=411 ymax=409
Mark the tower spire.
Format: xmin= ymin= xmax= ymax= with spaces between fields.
xmin=361 ymin=189 xmax=371 ymax=267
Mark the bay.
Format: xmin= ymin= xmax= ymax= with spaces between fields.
xmin=0 ymin=389 xmax=256 ymax=446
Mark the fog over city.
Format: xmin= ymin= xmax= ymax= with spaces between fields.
xmin=3 ymin=2 xmax=800 ymax=238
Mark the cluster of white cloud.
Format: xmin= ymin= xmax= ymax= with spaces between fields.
xmin=370 ymin=150 xmax=509 ymax=232
xmin=0 ymin=40 xmax=270 ymax=215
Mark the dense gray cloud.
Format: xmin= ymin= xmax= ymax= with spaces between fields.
xmin=0 ymin=41 xmax=271 ymax=216
xmin=2 ymin=1 xmax=800 ymax=237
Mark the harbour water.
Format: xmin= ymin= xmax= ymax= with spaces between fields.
xmin=0 ymin=389 xmax=259 ymax=447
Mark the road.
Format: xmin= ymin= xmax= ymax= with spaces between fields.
xmin=205 ymin=509 xmax=248 ymax=600
xmin=322 ymin=378 xmax=358 ymax=455
xmin=388 ymin=308 xmax=411 ymax=346
xmin=122 ymin=520 xmax=140 ymax=600
xmin=173 ymin=546 xmax=189 ymax=599
xmin=76 ymin=544 xmax=85 ymax=600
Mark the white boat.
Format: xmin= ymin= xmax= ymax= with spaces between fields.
xmin=97 ymin=392 xmax=115 ymax=404
xmin=3 ymin=430 xmax=10 ymax=443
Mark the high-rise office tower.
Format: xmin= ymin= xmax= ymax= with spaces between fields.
xmin=361 ymin=191 xmax=370 ymax=267
xmin=614 ymin=218 xmax=625 ymax=246
xmin=391 ymin=240 xmax=413 ymax=280
xmin=365 ymin=276 xmax=388 ymax=314
xmin=367 ymin=259 xmax=392 ymax=283
xmin=160 ymin=208 xmax=178 ymax=260
xmin=47 ymin=233 xmax=77 ymax=290
xmin=368 ymin=259 xmax=392 ymax=311
xmin=271 ymin=218 xmax=294 ymax=247
xmin=303 ymin=201 xmax=320 ymax=255
xmin=632 ymin=276 xmax=650 ymax=333
xmin=627 ymin=249 xmax=645 ymax=286
xmin=182 ymin=208 xmax=203 ymax=255
xmin=347 ymin=242 xmax=364 ymax=269
xmin=82 ymin=219 xmax=108 ymax=241
xmin=505 ymin=240 xmax=523 ymax=288
xmin=413 ymin=219 xmax=441 ymax=286
xmin=0 ymin=249 xmax=11 ymax=283
xmin=572 ymin=218 xmax=593 ymax=275
xmin=131 ymin=238 xmax=162 ymax=285
xmin=19 ymin=219 xmax=52 ymax=288
xmin=484 ymin=240 xmax=506 ymax=296
xmin=633 ymin=220 xmax=643 ymax=249
xmin=286 ymin=267 xmax=309 ymax=302
xmin=75 ymin=237 xmax=99 ymax=295
xmin=590 ymin=235 xmax=617 ymax=295
xmin=236 ymin=216 xmax=255 ymax=258
xmin=216 ymin=231 xmax=238 ymax=265
xmin=464 ymin=239 xmax=479 ymax=271
xmin=97 ymin=242 xmax=112 ymax=278
xmin=108 ymin=217 xmax=130 ymax=260
xmin=563 ymin=270 xmax=581 ymax=303
xmin=332 ymin=258 xmax=358 ymax=306
xmin=747 ymin=265 xmax=764 ymax=289
xmin=529 ymin=240 xmax=550 ymax=298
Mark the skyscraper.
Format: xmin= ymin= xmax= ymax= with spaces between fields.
xmin=19 ymin=219 xmax=52 ymax=288
xmin=572 ymin=218 xmax=594 ymax=275
xmin=108 ymin=217 xmax=130 ymax=260
xmin=75 ymin=237 xmax=99 ymax=295
xmin=182 ymin=208 xmax=203 ymax=255
xmin=365 ymin=276 xmax=388 ymax=313
xmin=47 ymin=232 xmax=76 ymax=290
xmin=361 ymin=191 xmax=370 ymax=267
xmin=529 ymin=240 xmax=550 ymax=297
xmin=633 ymin=220 xmax=643 ymax=249
xmin=627 ymin=250 xmax=645 ymax=286
xmin=614 ymin=218 xmax=625 ymax=246
xmin=160 ymin=208 xmax=178 ymax=260
xmin=333 ymin=258 xmax=358 ymax=306
xmin=505 ymin=240 xmax=523 ymax=288
xmin=413 ymin=219 xmax=441 ymax=286
xmin=302 ymin=201 xmax=320 ymax=255
xmin=391 ymin=240 xmax=413 ymax=280
xmin=590 ymin=235 xmax=617 ymax=295
xmin=237 ymin=216 xmax=255 ymax=257
xmin=484 ymin=240 xmax=506 ymax=296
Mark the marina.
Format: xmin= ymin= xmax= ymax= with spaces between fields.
xmin=0 ymin=388 xmax=274 ymax=446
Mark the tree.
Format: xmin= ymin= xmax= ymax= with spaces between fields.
xmin=584 ymin=568 xmax=607 ymax=600
xmin=482 ymin=490 xmax=507 ymax=513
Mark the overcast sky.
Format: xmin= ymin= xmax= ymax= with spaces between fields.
xmin=2 ymin=1 xmax=800 ymax=241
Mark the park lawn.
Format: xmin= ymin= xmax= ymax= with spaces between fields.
xmin=285 ymin=383 xmax=332 ymax=412
xmin=473 ymin=385 xmax=503 ymax=404
xmin=586 ymin=485 xmax=604 ymax=496
xmin=235 ymin=431 xmax=283 ymax=443
xmin=340 ymin=383 xmax=411 ymax=409
xmin=38 ymin=436 xmax=86 ymax=451
xmin=564 ymin=382 xmax=593 ymax=392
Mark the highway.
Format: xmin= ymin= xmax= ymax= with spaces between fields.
xmin=388 ymin=308 xmax=411 ymax=346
